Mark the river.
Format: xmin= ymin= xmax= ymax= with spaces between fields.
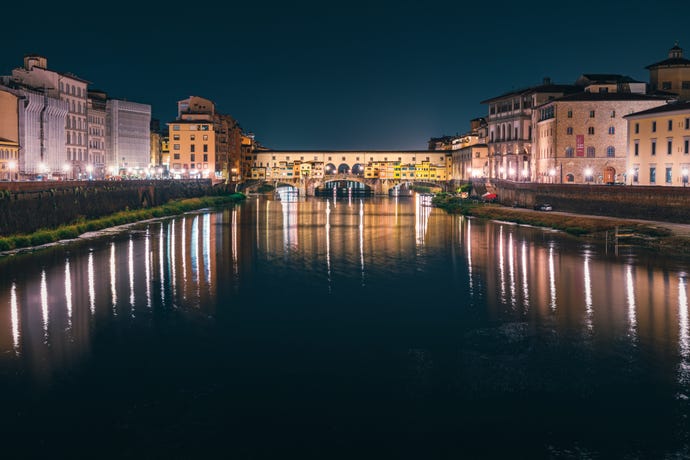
xmin=0 ymin=195 xmax=688 ymax=458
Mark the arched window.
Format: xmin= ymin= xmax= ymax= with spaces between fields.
xmin=337 ymin=163 xmax=350 ymax=175
xmin=606 ymin=146 xmax=615 ymax=157
xmin=586 ymin=146 xmax=595 ymax=157
xmin=566 ymin=173 xmax=575 ymax=182
xmin=608 ymin=126 xmax=615 ymax=135
xmin=565 ymin=147 xmax=574 ymax=158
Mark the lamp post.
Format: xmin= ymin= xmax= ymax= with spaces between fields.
xmin=584 ymin=167 xmax=593 ymax=183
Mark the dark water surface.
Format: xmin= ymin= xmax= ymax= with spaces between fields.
xmin=1 ymin=195 xmax=689 ymax=458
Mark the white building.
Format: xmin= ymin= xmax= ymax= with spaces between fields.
xmin=0 ymin=82 xmax=68 ymax=177
xmin=106 ymin=99 xmax=152 ymax=173
xmin=8 ymin=55 xmax=89 ymax=178
xmin=88 ymin=90 xmax=107 ymax=179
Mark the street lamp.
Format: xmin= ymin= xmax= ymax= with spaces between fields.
xmin=8 ymin=160 xmax=15 ymax=181
xmin=584 ymin=167 xmax=593 ymax=183
xmin=629 ymin=168 xmax=636 ymax=186
xmin=549 ymin=168 xmax=556 ymax=184
xmin=683 ymin=168 xmax=688 ymax=187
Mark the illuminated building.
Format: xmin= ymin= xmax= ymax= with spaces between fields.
xmin=533 ymin=92 xmax=670 ymax=184
xmin=0 ymin=88 xmax=19 ymax=180
xmin=647 ymin=43 xmax=690 ymax=101
xmin=624 ymin=101 xmax=690 ymax=186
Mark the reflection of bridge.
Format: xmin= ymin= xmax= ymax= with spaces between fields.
xmin=240 ymin=176 xmax=449 ymax=196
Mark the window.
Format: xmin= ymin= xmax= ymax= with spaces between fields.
xmin=173 ymin=134 xmax=180 ymax=141
xmin=203 ymin=154 xmax=208 ymax=162
xmin=203 ymin=144 xmax=208 ymax=152
xmin=634 ymin=141 xmax=639 ymax=156
xmin=610 ymin=110 xmax=616 ymax=118
xmin=586 ymin=146 xmax=595 ymax=157
xmin=652 ymin=121 xmax=657 ymax=132
xmin=606 ymin=146 xmax=615 ymax=157
xmin=650 ymin=167 xmax=656 ymax=183
xmin=191 ymin=154 xmax=195 ymax=161
xmin=608 ymin=126 xmax=615 ymax=135
xmin=190 ymin=135 xmax=196 ymax=141
xmin=652 ymin=140 xmax=656 ymax=155
xmin=200 ymin=125 xmax=209 ymax=131
xmin=633 ymin=167 xmax=639 ymax=183
xmin=173 ymin=125 xmax=180 ymax=131
xmin=203 ymin=134 xmax=208 ymax=141
xmin=565 ymin=147 xmax=574 ymax=158
xmin=567 ymin=110 xmax=573 ymax=118
xmin=666 ymin=167 xmax=673 ymax=184
xmin=589 ymin=110 xmax=595 ymax=118
xmin=566 ymin=173 xmax=574 ymax=182
xmin=173 ymin=144 xmax=180 ymax=150
xmin=667 ymin=140 xmax=673 ymax=154
xmin=173 ymin=153 xmax=180 ymax=160
xmin=588 ymin=127 xmax=595 ymax=135
xmin=685 ymin=139 xmax=689 ymax=154
xmin=683 ymin=81 xmax=690 ymax=89
xmin=635 ymin=123 xmax=640 ymax=134
xmin=669 ymin=120 xmax=673 ymax=131
xmin=662 ymin=81 xmax=672 ymax=90
xmin=686 ymin=118 xmax=690 ymax=129
xmin=191 ymin=145 xmax=195 ymax=152
xmin=566 ymin=127 xmax=573 ymax=135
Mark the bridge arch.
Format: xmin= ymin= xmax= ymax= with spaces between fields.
xmin=316 ymin=179 xmax=372 ymax=197
xmin=324 ymin=163 xmax=336 ymax=175
xmin=351 ymin=163 xmax=364 ymax=176
xmin=337 ymin=163 xmax=350 ymax=175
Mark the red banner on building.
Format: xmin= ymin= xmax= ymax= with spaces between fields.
xmin=576 ymin=135 xmax=584 ymax=157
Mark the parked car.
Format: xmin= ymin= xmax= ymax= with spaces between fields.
xmin=533 ymin=203 xmax=553 ymax=211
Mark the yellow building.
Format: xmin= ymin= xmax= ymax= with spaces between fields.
xmin=647 ymin=43 xmax=690 ymax=101
xmin=624 ymin=101 xmax=690 ymax=186
xmin=0 ymin=89 xmax=19 ymax=180
xmin=168 ymin=120 xmax=216 ymax=178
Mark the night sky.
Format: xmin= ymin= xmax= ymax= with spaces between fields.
xmin=1 ymin=1 xmax=689 ymax=150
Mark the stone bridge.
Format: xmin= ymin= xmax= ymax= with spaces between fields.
xmin=240 ymin=176 xmax=450 ymax=196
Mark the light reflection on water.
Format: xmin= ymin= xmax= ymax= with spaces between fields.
xmin=0 ymin=196 xmax=689 ymax=457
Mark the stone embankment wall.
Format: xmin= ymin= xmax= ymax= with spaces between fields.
xmin=0 ymin=179 xmax=212 ymax=235
xmin=489 ymin=179 xmax=690 ymax=223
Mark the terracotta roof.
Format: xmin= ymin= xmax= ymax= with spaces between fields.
xmin=623 ymin=101 xmax=690 ymax=118
xmin=645 ymin=57 xmax=690 ymax=69
xmin=480 ymin=84 xmax=580 ymax=104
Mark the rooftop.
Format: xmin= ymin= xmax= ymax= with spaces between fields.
xmin=624 ymin=100 xmax=690 ymax=118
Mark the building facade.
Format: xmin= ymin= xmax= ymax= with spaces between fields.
xmin=533 ymin=92 xmax=670 ymax=184
xmin=168 ymin=119 xmax=215 ymax=178
xmin=624 ymin=101 xmax=690 ymax=186
xmin=87 ymin=90 xmax=107 ymax=179
xmin=0 ymin=88 xmax=19 ymax=180
xmin=4 ymin=55 xmax=86 ymax=177
xmin=106 ymin=99 xmax=152 ymax=174
xmin=481 ymin=78 xmax=580 ymax=181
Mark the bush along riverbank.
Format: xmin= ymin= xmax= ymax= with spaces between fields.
xmin=430 ymin=193 xmax=690 ymax=255
xmin=0 ymin=193 xmax=246 ymax=252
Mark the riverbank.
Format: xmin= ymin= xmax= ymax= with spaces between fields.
xmin=432 ymin=194 xmax=690 ymax=256
xmin=0 ymin=193 xmax=246 ymax=253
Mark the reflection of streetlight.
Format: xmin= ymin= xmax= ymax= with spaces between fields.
xmin=8 ymin=160 xmax=16 ymax=181
xmin=683 ymin=168 xmax=688 ymax=187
